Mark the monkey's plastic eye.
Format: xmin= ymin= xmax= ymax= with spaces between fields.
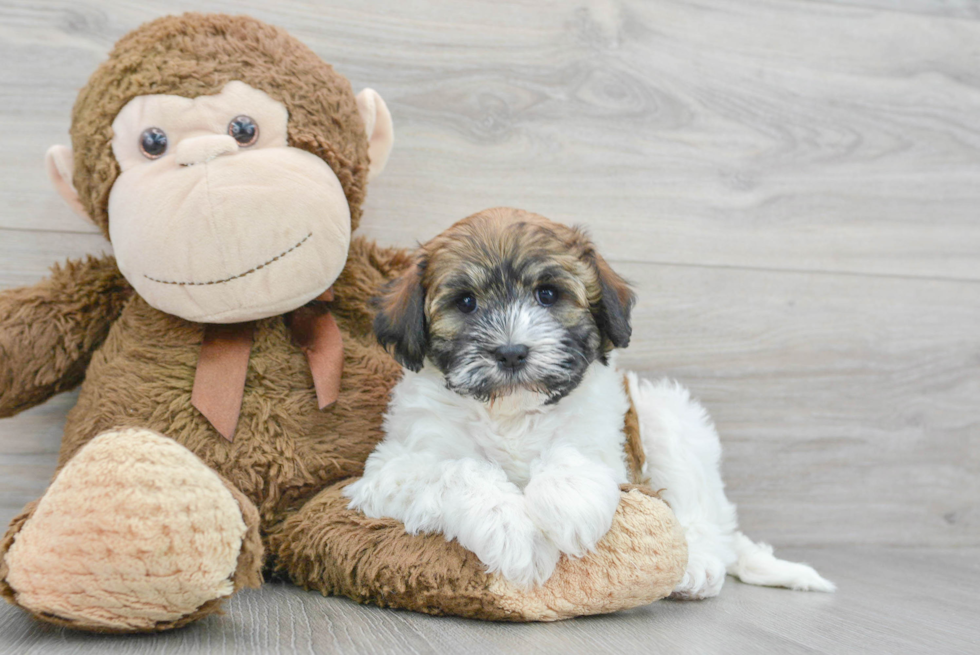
xmin=535 ymin=286 xmax=558 ymax=307
xmin=139 ymin=127 xmax=168 ymax=159
xmin=455 ymin=293 xmax=478 ymax=314
xmin=228 ymin=115 xmax=259 ymax=146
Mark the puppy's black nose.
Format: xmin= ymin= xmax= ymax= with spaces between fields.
xmin=494 ymin=344 xmax=529 ymax=370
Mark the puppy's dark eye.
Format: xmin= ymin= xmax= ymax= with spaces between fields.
xmin=535 ymin=285 xmax=558 ymax=307
xmin=139 ymin=127 xmax=168 ymax=159
xmin=455 ymin=293 xmax=478 ymax=314
xmin=228 ymin=115 xmax=259 ymax=146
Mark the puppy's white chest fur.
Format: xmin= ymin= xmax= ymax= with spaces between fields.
xmin=384 ymin=355 xmax=632 ymax=487
xmin=344 ymin=354 xmax=635 ymax=587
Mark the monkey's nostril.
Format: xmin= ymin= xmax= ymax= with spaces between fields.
xmin=493 ymin=344 xmax=530 ymax=370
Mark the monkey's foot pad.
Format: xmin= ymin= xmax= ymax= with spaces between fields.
xmin=2 ymin=428 xmax=249 ymax=631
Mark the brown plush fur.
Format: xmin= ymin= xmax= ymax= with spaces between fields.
xmin=0 ymin=255 xmax=131 ymax=417
xmin=268 ymin=480 xmax=509 ymax=619
xmin=0 ymin=14 xmax=686 ymax=631
xmin=55 ymin=249 xmax=406 ymax=529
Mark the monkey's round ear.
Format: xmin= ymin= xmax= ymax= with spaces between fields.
xmin=355 ymin=89 xmax=394 ymax=182
xmin=45 ymin=145 xmax=94 ymax=224
xmin=372 ymin=258 xmax=427 ymax=372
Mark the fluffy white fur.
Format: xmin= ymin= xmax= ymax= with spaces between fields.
xmin=345 ymin=355 xmax=835 ymax=596
xmin=625 ymin=373 xmax=835 ymax=597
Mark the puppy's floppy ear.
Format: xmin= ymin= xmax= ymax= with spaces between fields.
xmin=373 ymin=257 xmax=427 ymax=371
xmin=589 ymin=250 xmax=635 ymax=349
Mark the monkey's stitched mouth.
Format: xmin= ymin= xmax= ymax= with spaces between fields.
xmin=143 ymin=232 xmax=313 ymax=286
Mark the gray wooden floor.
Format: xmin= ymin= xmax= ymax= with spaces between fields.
xmin=0 ymin=548 xmax=976 ymax=655
xmin=1 ymin=0 xmax=978 ymax=652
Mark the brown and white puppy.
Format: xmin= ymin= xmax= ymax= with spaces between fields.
xmin=374 ymin=207 xmax=634 ymax=404
xmin=347 ymin=207 xmax=835 ymax=596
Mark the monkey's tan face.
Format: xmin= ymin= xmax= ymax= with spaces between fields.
xmin=107 ymin=81 xmax=351 ymax=323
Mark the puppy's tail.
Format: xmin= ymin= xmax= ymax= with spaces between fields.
xmin=728 ymin=531 xmax=836 ymax=592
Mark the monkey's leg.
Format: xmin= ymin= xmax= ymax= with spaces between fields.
xmin=0 ymin=428 xmax=262 ymax=632
xmin=269 ymin=480 xmax=688 ymax=621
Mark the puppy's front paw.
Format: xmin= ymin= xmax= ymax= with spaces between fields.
xmin=528 ymin=530 xmax=562 ymax=587
xmin=524 ymin=472 xmax=620 ymax=558
xmin=487 ymin=520 xmax=560 ymax=588
xmin=463 ymin=502 xmax=559 ymax=587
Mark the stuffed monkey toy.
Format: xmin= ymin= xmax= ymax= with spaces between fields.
xmin=0 ymin=14 xmax=686 ymax=632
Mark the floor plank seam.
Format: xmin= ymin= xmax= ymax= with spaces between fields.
xmin=605 ymin=257 xmax=980 ymax=285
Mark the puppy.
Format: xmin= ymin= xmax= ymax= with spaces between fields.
xmin=345 ymin=207 xmax=834 ymax=597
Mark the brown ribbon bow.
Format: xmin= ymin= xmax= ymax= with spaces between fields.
xmin=191 ymin=289 xmax=343 ymax=441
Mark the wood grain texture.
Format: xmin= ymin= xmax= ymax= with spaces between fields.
xmin=0 ymin=547 xmax=977 ymax=654
xmin=0 ymin=231 xmax=110 ymax=288
xmin=618 ymin=261 xmax=980 ymax=547
xmin=2 ymin=0 xmax=980 ymax=279
xmin=1 ymin=0 xmax=979 ymax=650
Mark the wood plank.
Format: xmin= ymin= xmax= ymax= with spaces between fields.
xmin=813 ymin=0 xmax=980 ymax=19
xmin=1 ymin=0 xmax=979 ymax=281
xmin=0 ymin=392 xmax=74 ymax=514
xmin=0 ymin=229 xmax=110 ymax=289
xmin=614 ymin=261 xmax=980 ymax=548
xmin=0 ymin=547 xmax=976 ymax=654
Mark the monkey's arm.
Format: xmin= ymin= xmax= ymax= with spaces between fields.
xmin=0 ymin=254 xmax=132 ymax=418
xmin=331 ymin=236 xmax=413 ymax=336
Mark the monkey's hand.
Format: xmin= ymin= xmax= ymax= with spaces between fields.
xmin=0 ymin=254 xmax=131 ymax=418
